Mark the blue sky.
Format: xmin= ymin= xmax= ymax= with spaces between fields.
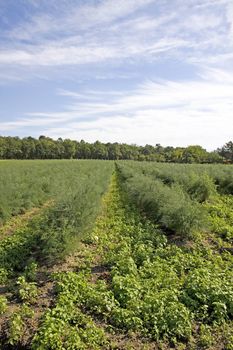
xmin=0 ymin=0 xmax=233 ymax=150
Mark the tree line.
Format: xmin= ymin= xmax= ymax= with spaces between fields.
xmin=0 ymin=136 xmax=232 ymax=163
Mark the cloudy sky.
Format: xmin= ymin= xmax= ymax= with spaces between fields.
xmin=0 ymin=0 xmax=233 ymax=150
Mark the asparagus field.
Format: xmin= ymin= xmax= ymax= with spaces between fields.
xmin=0 ymin=160 xmax=232 ymax=349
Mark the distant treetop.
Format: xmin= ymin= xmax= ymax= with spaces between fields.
xmin=0 ymin=136 xmax=231 ymax=163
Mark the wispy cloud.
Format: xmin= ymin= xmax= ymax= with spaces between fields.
xmin=6 ymin=0 xmax=155 ymax=41
xmin=2 ymin=67 xmax=232 ymax=149
xmin=0 ymin=38 xmax=188 ymax=66
xmin=0 ymin=0 xmax=232 ymax=75
xmin=0 ymin=0 xmax=232 ymax=149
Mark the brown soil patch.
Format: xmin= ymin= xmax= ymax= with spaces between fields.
xmin=0 ymin=200 xmax=53 ymax=241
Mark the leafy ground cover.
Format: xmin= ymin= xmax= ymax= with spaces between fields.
xmin=0 ymin=161 xmax=232 ymax=349
xmin=205 ymin=195 xmax=233 ymax=244
xmin=32 ymin=172 xmax=233 ymax=349
xmin=0 ymin=160 xmax=114 ymax=348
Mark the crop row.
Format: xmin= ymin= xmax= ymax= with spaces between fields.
xmin=205 ymin=195 xmax=233 ymax=243
xmin=0 ymin=161 xmax=114 ymax=348
xmin=0 ymin=160 xmax=113 ymax=225
xmin=117 ymin=162 xmax=206 ymax=237
xmin=0 ymin=161 xmax=114 ymax=272
xmin=118 ymin=161 xmax=233 ymax=197
xmin=0 ymin=161 xmax=232 ymax=349
xmin=32 ymin=174 xmax=233 ymax=349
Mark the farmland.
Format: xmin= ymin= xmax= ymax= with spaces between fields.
xmin=0 ymin=160 xmax=232 ymax=349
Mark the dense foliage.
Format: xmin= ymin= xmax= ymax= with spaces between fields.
xmin=0 ymin=160 xmax=113 ymax=225
xmin=32 ymin=174 xmax=233 ymax=349
xmin=217 ymin=141 xmax=233 ymax=163
xmin=1 ymin=135 xmax=232 ymax=163
xmin=0 ymin=160 xmax=113 ymax=269
xmin=118 ymin=165 xmax=204 ymax=236
xmin=118 ymin=161 xmax=233 ymax=196
xmin=0 ymin=161 xmax=232 ymax=349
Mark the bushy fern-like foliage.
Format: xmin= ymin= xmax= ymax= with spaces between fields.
xmin=0 ymin=160 xmax=114 ymax=269
xmin=118 ymin=166 xmax=204 ymax=236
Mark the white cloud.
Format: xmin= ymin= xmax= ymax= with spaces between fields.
xmin=0 ymin=113 xmax=77 ymax=131
xmin=7 ymin=0 xmax=155 ymax=41
xmin=0 ymin=37 xmax=188 ymax=67
xmin=226 ymin=2 xmax=233 ymax=38
xmin=0 ymin=0 xmax=232 ymax=73
xmin=1 ymin=0 xmax=233 ymax=150
xmin=3 ymin=67 xmax=232 ymax=150
xmin=39 ymin=106 xmax=231 ymax=150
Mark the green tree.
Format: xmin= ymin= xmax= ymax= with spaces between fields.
xmin=182 ymin=145 xmax=208 ymax=163
xmin=217 ymin=141 xmax=233 ymax=163
xmin=63 ymin=139 xmax=76 ymax=159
